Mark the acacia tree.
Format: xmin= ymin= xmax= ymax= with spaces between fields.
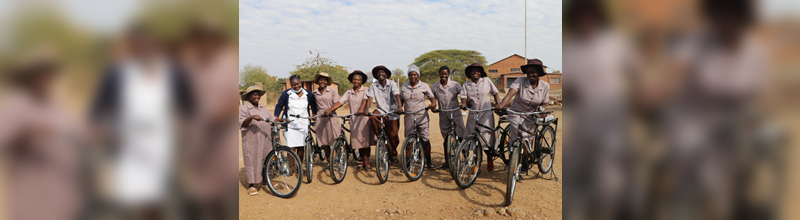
xmin=411 ymin=49 xmax=488 ymax=85
xmin=288 ymin=50 xmax=352 ymax=95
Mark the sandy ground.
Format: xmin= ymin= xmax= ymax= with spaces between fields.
xmin=238 ymin=104 xmax=562 ymax=220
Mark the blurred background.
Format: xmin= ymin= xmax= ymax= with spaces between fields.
xmin=564 ymin=0 xmax=798 ymax=220
xmin=0 ymin=0 xmax=237 ymax=220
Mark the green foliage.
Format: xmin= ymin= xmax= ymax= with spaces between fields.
xmin=289 ymin=50 xmax=352 ymax=95
xmin=411 ymin=49 xmax=488 ymax=86
xmin=391 ymin=68 xmax=409 ymax=86
xmin=239 ymin=64 xmax=283 ymax=103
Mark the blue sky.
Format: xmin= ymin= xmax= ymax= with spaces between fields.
xmin=239 ymin=0 xmax=563 ymax=78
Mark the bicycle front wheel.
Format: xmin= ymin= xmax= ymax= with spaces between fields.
xmin=375 ymin=137 xmax=389 ymax=183
xmin=264 ymin=148 xmax=302 ymax=198
xmin=505 ymin=138 xmax=522 ymax=206
xmin=445 ymin=133 xmax=459 ymax=178
xmin=538 ymin=125 xmax=557 ymax=174
xmin=305 ymin=137 xmax=314 ymax=183
xmin=401 ymin=135 xmax=424 ymax=181
xmin=329 ymin=139 xmax=348 ymax=184
xmin=454 ymin=136 xmax=482 ymax=189
xmin=497 ymin=126 xmax=512 ymax=166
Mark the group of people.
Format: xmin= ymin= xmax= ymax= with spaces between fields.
xmin=239 ymin=59 xmax=551 ymax=196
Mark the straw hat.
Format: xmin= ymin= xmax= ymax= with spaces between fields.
xmin=313 ymin=72 xmax=333 ymax=85
xmin=241 ymin=86 xmax=266 ymax=101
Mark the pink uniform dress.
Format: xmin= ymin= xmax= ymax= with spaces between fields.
xmin=400 ymin=81 xmax=434 ymax=141
xmin=238 ymin=102 xmax=275 ymax=184
xmin=462 ymin=77 xmax=499 ymax=150
xmin=339 ymin=87 xmax=372 ymax=149
xmin=432 ymin=80 xmax=466 ymax=138
xmin=507 ymin=78 xmax=550 ymax=150
xmin=312 ymin=87 xmax=341 ymax=146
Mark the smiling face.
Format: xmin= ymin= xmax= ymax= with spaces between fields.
xmin=408 ymin=71 xmax=419 ymax=85
xmin=525 ymin=66 xmax=540 ymax=81
xmin=377 ymin=69 xmax=388 ymax=81
xmin=439 ymin=69 xmax=449 ymax=81
xmin=290 ymin=78 xmax=301 ymax=91
xmin=470 ymin=69 xmax=481 ymax=81
xmin=248 ymin=91 xmax=261 ymax=105
xmin=351 ymin=74 xmax=363 ymax=87
xmin=317 ymin=77 xmax=328 ymax=89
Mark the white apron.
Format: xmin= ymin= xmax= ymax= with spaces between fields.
xmin=283 ymin=90 xmax=310 ymax=147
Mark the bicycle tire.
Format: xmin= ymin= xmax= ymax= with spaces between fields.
xmin=497 ymin=126 xmax=511 ymax=166
xmin=329 ymin=139 xmax=348 ymax=184
xmin=538 ymin=125 xmax=557 ymax=174
xmin=445 ymin=133 xmax=459 ymax=179
xmin=305 ymin=137 xmax=314 ymax=183
xmin=454 ymin=136 xmax=482 ymax=189
xmin=401 ymin=135 xmax=424 ymax=181
xmin=505 ymin=139 xmax=522 ymax=206
xmin=264 ymin=148 xmax=302 ymax=198
xmin=375 ymin=137 xmax=389 ymax=183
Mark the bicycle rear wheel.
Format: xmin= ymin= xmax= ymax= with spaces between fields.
xmin=445 ymin=133 xmax=459 ymax=178
xmin=329 ymin=139 xmax=348 ymax=184
xmin=538 ymin=125 xmax=557 ymax=174
xmin=401 ymin=135 xmax=424 ymax=181
xmin=375 ymin=137 xmax=389 ymax=183
xmin=305 ymin=137 xmax=314 ymax=183
xmin=454 ymin=136 xmax=482 ymax=189
xmin=264 ymin=148 xmax=302 ymax=198
xmin=505 ymin=139 xmax=522 ymax=206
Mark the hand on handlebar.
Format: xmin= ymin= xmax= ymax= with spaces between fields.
xmin=273 ymin=118 xmax=289 ymax=122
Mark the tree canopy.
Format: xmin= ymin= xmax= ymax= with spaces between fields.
xmin=411 ymin=49 xmax=488 ymax=85
xmin=289 ymin=50 xmax=352 ymax=95
xmin=239 ymin=64 xmax=282 ymax=103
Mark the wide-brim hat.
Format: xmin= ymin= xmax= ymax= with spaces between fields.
xmin=464 ymin=63 xmax=487 ymax=78
xmin=371 ymin=65 xmax=392 ymax=79
xmin=241 ymin=85 xmax=266 ymax=101
xmin=520 ymin=59 xmax=547 ymax=77
xmin=348 ymin=70 xmax=368 ymax=83
xmin=313 ymin=72 xmax=333 ymax=85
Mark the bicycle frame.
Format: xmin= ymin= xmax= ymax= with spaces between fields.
xmin=463 ymin=108 xmax=498 ymax=153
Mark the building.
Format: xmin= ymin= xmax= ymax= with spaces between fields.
xmin=281 ymin=80 xmax=339 ymax=93
xmin=486 ymin=54 xmax=562 ymax=92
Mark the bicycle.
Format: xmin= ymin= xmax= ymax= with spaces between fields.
xmin=368 ymin=111 xmax=394 ymax=184
xmin=290 ymin=114 xmax=325 ymax=183
xmin=453 ymin=107 xmax=504 ymax=189
xmin=399 ymin=107 xmax=429 ymax=181
xmin=431 ymin=107 xmax=463 ymax=178
xmin=327 ymin=113 xmax=363 ymax=184
xmin=503 ymin=108 xmax=558 ymax=206
xmin=260 ymin=119 xmax=303 ymax=198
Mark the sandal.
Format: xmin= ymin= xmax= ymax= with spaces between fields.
xmin=248 ymin=187 xmax=258 ymax=196
xmin=354 ymin=163 xmax=364 ymax=170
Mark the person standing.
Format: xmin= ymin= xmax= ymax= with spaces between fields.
xmin=398 ymin=65 xmax=437 ymax=169
xmin=324 ymin=71 xmax=373 ymax=169
xmin=431 ymin=65 xmax=466 ymax=169
xmin=360 ymin=65 xmax=402 ymax=163
xmin=311 ymin=72 xmax=341 ymax=168
xmin=274 ymin=75 xmax=318 ymax=163
xmin=239 ymin=86 xmax=277 ymax=196
xmin=460 ymin=63 xmax=501 ymax=172
xmin=495 ymin=59 xmax=550 ymax=180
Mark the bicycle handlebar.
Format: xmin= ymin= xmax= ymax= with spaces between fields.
xmin=505 ymin=108 xmax=552 ymax=116
xmin=330 ymin=113 xmax=358 ymax=118
xmin=464 ymin=107 xmax=494 ymax=112
xmin=432 ymin=107 xmax=461 ymax=113
xmin=289 ymin=114 xmax=323 ymax=119
xmin=368 ymin=111 xmax=393 ymax=117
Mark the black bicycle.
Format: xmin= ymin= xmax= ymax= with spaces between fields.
xmin=328 ymin=113 xmax=362 ymax=184
xmin=399 ymin=107 xmax=429 ymax=181
xmin=290 ymin=114 xmax=325 ymax=183
xmin=431 ymin=107 xmax=463 ymax=178
xmin=504 ymin=108 xmax=558 ymax=206
xmin=453 ymin=107 xmax=501 ymax=189
xmin=261 ymin=119 xmax=303 ymax=198
xmin=369 ymin=111 xmax=394 ymax=184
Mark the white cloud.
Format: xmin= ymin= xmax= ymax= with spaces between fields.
xmin=239 ymin=0 xmax=562 ymax=78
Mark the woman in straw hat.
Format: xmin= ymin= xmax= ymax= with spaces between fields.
xmin=311 ymin=72 xmax=341 ymax=168
xmin=399 ymin=65 xmax=437 ymax=169
xmin=239 ymin=86 xmax=280 ymax=195
xmin=324 ymin=70 xmax=373 ymax=169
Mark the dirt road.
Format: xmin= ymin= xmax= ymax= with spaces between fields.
xmin=238 ymin=108 xmax=562 ymax=219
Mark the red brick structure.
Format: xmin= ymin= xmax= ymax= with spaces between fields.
xmin=487 ymin=54 xmax=562 ymax=92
